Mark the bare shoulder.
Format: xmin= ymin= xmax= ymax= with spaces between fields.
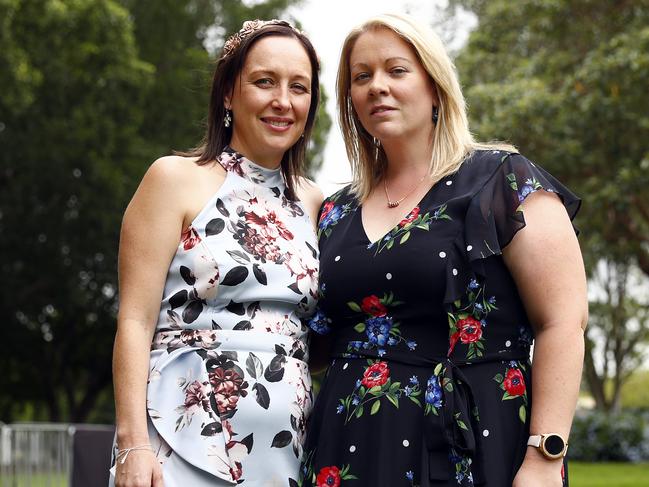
xmin=296 ymin=177 xmax=324 ymax=225
xmin=296 ymin=176 xmax=324 ymax=206
xmin=146 ymin=155 xmax=202 ymax=184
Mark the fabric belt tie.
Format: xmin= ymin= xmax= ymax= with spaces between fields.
xmin=331 ymin=346 xmax=529 ymax=486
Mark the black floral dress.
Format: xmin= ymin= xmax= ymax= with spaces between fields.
xmin=301 ymin=151 xmax=579 ymax=487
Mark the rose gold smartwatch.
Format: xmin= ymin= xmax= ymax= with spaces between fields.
xmin=527 ymin=433 xmax=568 ymax=460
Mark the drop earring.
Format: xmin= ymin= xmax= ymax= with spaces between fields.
xmin=224 ymin=109 xmax=232 ymax=128
xmin=432 ymin=106 xmax=439 ymax=125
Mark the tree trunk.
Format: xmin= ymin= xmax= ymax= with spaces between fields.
xmin=583 ymin=336 xmax=608 ymax=411
xmin=72 ymin=365 xmax=112 ymax=422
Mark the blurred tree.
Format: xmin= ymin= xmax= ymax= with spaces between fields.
xmin=450 ymin=0 xmax=649 ymax=411
xmin=0 ymin=0 xmax=153 ymax=422
xmin=0 ymin=0 xmax=329 ymax=423
xmin=620 ymin=369 xmax=649 ymax=410
xmin=586 ymin=260 xmax=649 ymax=411
xmin=451 ymin=0 xmax=649 ymax=274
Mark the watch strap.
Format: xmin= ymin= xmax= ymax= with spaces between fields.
xmin=527 ymin=434 xmax=542 ymax=448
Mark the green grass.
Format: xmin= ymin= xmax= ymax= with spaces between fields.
xmin=1 ymin=473 xmax=68 ymax=486
xmin=570 ymin=462 xmax=649 ymax=487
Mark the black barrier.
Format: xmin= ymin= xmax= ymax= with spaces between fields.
xmin=71 ymin=425 xmax=115 ymax=487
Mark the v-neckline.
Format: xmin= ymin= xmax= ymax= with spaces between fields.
xmin=358 ymin=182 xmax=438 ymax=246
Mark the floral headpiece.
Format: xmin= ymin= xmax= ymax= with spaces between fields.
xmin=221 ymin=19 xmax=301 ymax=58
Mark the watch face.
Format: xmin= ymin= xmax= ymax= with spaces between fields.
xmin=544 ymin=435 xmax=565 ymax=456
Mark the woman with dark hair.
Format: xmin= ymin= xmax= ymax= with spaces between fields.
xmin=302 ymin=13 xmax=587 ymax=487
xmin=110 ymin=19 xmax=323 ymax=486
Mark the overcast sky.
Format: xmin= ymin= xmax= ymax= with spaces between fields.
xmin=284 ymin=0 xmax=476 ymax=195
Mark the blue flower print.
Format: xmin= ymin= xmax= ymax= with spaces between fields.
xmin=346 ymin=292 xmax=417 ymax=356
xmin=317 ymin=192 xmax=355 ymax=239
xmin=449 ymin=449 xmax=474 ymax=485
xmin=425 ymin=375 xmax=443 ymax=409
xmin=307 ymin=309 xmax=331 ymax=335
xmin=365 ymin=316 xmax=393 ymax=347
xmin=518 ymin=184 xmax=534 ymax=202
xmin=319 ymin=205 xmax=343 ymax=230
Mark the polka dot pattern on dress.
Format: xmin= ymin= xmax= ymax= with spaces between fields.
xmin=402 ymin=440 xmax=409 ymax=447
xmin=349 ymin=445 xmax=356 ymax=453
xmin=439 ymin=251 xmax=446 ymax=258
xmin=334 ymin=255 xmax=341 ymax=262
xmin=386 ymin=273 xmax=392 ymax=280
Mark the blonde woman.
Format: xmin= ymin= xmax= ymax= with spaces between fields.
xmin=302 ymin=13 xmax=586 ymax=487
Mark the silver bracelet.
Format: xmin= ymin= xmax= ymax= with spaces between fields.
xmin=116 ymin=443 xmax=153 ymax=464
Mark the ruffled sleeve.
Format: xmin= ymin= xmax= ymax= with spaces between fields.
xmin=444 ymin=151 xmax=581 ymax=304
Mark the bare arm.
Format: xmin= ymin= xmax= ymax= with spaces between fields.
xmin=503 ymin=191 xmax=588 ymax=487
xmin=112 ymin=158 xmax=189 ymax=486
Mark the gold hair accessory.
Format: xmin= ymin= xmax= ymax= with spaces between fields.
xmin=222 ymin=19 xmax=301 ymax=58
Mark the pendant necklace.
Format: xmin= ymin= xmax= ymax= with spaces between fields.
xmin=383 ymin=173 xmax=428 ymax=208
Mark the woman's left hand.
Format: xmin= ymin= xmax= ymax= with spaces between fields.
xmin=512 ymin=450 xmax=564 ymax=487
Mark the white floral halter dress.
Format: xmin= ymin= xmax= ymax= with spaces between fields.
xmin=110 ymin=147 xmax=319 ymax=486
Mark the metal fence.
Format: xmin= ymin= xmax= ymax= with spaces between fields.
xmin=0 ymin=423 xmax=74 ymax=487
xmin=0 ymin=423 xmax=115 ymax=487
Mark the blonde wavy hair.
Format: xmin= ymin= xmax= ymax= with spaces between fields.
xmin=337 ymin=13 xmax=515 ymax=201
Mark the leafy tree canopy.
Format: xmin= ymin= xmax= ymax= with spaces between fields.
xmin=451 ymin=0 xmax=649 ymax=274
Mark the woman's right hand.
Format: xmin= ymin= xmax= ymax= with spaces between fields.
xmin=115 ymin=450 xmax=163 ymax=487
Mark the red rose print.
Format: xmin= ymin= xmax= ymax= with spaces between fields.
xmin=457 ymin=317 xmax=483 ymax=344
xmin=181 ymin=227 xmax=201 ymax=251
xmin=360 ymin=295 xmax=388 ymax=317
xmin=245 ymin=210 xmax=294 ymax=241
xmin=503 ymin=368 xmax=526 ymax=397
xmin=265 ymin=211 xmax=294 ymax=240
xmin=361 ymin=361 xmax=390 ymax=388
xmin=183 ymin=380 xmax=210 ymax=412
xmin=398 ymin=206 xmax=420 ymax=227
xmin=208 ymin=368 xmax=249 ymax=412
xmin=316 ymin=466 xmax=341 ymax=487
xmin=319 ymin=201 xmax=334 ymax=223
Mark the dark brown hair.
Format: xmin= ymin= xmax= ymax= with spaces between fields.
xmin=189 ymin=21 xmax=320 ymax=199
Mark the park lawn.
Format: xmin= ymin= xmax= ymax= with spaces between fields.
xmin=570 ymin=462 xmax=649 ymax=487
xmin=5 ymin=473 xmax=67 ymax=486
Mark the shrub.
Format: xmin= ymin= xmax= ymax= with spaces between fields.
xmin=569 ymin=410 xmax=649 ymax=462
